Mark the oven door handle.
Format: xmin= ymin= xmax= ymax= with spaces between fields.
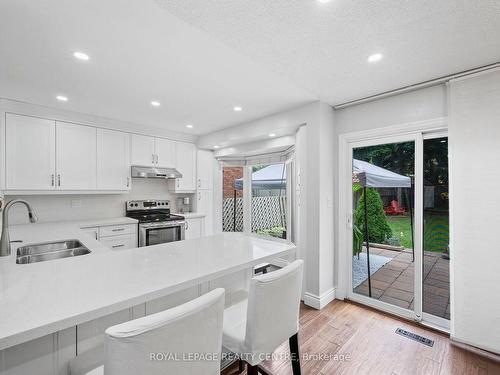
xmin=141 ymin=221 xmax=185 ymax=229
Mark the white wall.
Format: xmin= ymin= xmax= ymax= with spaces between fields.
xmin=335 ymin=85 xmax=447 ymax=135
xmin=449 ymin=69 xmax=500 ymax=354
xmin=5 ymin=178 xmax=191 ymax=225
xmin=201 ymin=101 xmax=336 ymax=308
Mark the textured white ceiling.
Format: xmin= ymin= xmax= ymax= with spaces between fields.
xmin=159 ymin=0 xmax=500 ymax=105
xmin=1 ymin=1 xmax=499 ymax=136
xmin=0 ymin=0 xmax=314 ymax=135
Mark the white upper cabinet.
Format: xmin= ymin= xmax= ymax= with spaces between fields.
xmin=56 ymin=122 xmax=97 ymax=190
xmin=131 ymin=134 xmax=176 ymax=168
xmin=97 ymin=128 xmax=130 ymax=190
xmin=131 ymin=134 xmax=156 ymax=166
xmin=169 ymin=141 xmax=196 ymax=192
xmin=5 ymin=114 xmax=56 ymax=190
xmin=196 ymin=149 xmax=214 ymax=190
xmin=155 ymin=138 xmax=175 ymax=167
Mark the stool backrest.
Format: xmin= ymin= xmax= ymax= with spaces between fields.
xmin=103 ymin=288 xmax=225 ymax=375
xmin=245 ymin=260 xmax=303 ymax=359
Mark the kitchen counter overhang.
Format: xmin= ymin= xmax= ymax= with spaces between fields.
xmin=0 ymin=225 xmax=295 ymax=350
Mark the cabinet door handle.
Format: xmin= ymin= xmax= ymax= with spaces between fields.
xmin=152 ymin=154 xmax=155 ymax=164
xmin=57 ymin=174 xmax=61 ymax=187
xmin=126 ymin=177 xmax=130 ymax=187
xmin=198 ymin=179 xmax=201 ymax=188
xmin=177 ymin=179 xmax=180 ymax=188
xmin=51 ymin=174 xmax=55 ymax=187
xmin=112 ymin=244 xmax=125 ymax=248
xmin=185 ymin=221 xmax=189 ymax=230
xmin=112 ymin=228 xmax=125 ymax=232
xmin=198 ymin=192 xmax=201 ymax=200
xmin=155 ymin=154 xmax=158 ymax=164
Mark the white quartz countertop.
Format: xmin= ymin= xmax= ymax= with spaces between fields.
xmin=0 ymin=222 xmax=294 ymax=350
xmin=175 ymin=212 xmax=206 ymax=219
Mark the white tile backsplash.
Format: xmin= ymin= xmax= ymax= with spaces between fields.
xmin=4 ymin=179 xmax=193 ymax=225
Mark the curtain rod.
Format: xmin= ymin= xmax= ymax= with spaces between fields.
xmin=333 ymin=61 xmax=500 ymax=109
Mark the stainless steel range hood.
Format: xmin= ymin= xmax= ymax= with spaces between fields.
xmin=131 ymin=165 xmax=182 ymax=179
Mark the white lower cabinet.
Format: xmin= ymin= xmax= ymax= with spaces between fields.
xmin=184 ymin=217 xmax=204 ymax=240
xmin=196 ymin=190 xmax=214 ymax=235
xmin=80 ymin=223 xmax=138 ymax=250
xmin=0 ymin=327 xmax=75 ymax=375
xmin=81 ymin=226 xmax=99 ymax=240
xmin=100 ymin=233 xmax=137 ymax=250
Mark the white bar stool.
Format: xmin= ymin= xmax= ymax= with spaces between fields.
xmin=223 ymin=260 xmax=304 ymax=375
xmin=69 ymin=288 xmax=225 ymax=375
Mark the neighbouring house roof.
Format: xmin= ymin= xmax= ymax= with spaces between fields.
xmin=353 ymin=159 xmax=411 ymax=188
xmin=234 ymin=164 xmax=286 ymax=190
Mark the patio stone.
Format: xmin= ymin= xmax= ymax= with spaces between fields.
xmin=423 ymin=302 xmax=447 ymax=317
xmin=369 ymin=279 xmax=392 ymax=290
xmin=382 ymin=287 xmax=414 ymax=302
xmin=391 ymin=280 xmax=414 ymax=293
xmin=424 ymin=277 xmax=449 ymax=289
xmin=352 ymin=245 xmax=450 ymax=319
xmin=371 ymin=272 xmax=399 ymax=284
xmin=353 ymin=285 xmax=384 ymax=298
xmin=385 ymin=261 xmax=409 ymax=271
xmin=379 ymin=295 xmax=411 ymax=309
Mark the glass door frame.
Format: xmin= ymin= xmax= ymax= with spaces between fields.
xmin=345 ymin=133 xmax=424 ymax=323
xmin=421 ymin=130 xmax=450 ymax=331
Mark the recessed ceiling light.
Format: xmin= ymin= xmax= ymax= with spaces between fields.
xmin=73 ymin=51 xmax=89 ymax=61
xmin=186 ymin=124 xmax=194 ymax=129
xmin=269 ymin=133 xmax=276 ymax=137
xmin=151 ymin=101 xmax=160 ymax=107
xmin=56 ymin=95 xmax=68 ymax=102
xmin=233 ymin=106 xmax=242 ymax=112
xmin=213 ymin=145 xmax=220 ymax=149
xmin=367 ymin=53 xmax=383 ymax=63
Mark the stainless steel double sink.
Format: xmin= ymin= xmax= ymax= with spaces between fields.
xmin=16 ymin=240 xmax=91 ymax=264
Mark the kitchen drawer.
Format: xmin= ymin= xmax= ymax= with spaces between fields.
xmin=100 ymin=233 xmax=137 ymax=250
xmin=99 ymin=224 xmax=136 ymax=238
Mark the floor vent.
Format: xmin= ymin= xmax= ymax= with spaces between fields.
xmin=395 ymin=328 xmax=434 ymax=347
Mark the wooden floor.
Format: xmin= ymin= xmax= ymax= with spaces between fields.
xmin=222 ymin=300 xmax=499 ymax=375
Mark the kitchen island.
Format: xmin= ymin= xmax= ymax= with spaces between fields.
xmin=0 ymin=222 xmax=295 ymax=374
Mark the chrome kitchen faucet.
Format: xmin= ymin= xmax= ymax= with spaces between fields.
xmin=0 ymin=199 xmax=38 ymax=257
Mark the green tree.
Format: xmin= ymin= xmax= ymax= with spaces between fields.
xmin=355 ymin=188 xmax=392 ymax=244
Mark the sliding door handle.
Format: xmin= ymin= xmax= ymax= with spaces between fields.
xmin=57 ymin=174 xmax=61 ymax=187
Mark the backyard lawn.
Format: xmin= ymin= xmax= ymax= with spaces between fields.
xmin=386 ymin=214 xmax=449 ymax=252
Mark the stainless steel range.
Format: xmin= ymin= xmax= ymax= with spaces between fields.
xmin=126 ymin=200 xmax=185 ymax=247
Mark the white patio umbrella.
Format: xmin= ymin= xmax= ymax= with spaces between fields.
xmin=353 ymin=159 xmax=413 ymax=298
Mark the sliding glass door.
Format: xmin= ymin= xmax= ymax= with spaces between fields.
xmin=422 ymin=135 xmax=450 ymax=327
xmin=347 ymin=131 xmax=449 ymax=329
xmin=351 ymin=138 xmax=418 ymax=316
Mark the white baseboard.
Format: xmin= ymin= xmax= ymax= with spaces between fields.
xmin=303 ymin=288 xmax=336 ymax=310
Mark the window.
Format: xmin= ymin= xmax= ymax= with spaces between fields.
xmin=219 ymin=158 xmax=293 ymax=242
xmin=222 ymin=166 xmax=244 ymax=232
xmin=251 ymin=163 xmax=288 ymax=239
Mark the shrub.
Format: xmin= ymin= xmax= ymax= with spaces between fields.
xmin=354 ymin=188 xmax=392 ymax=244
